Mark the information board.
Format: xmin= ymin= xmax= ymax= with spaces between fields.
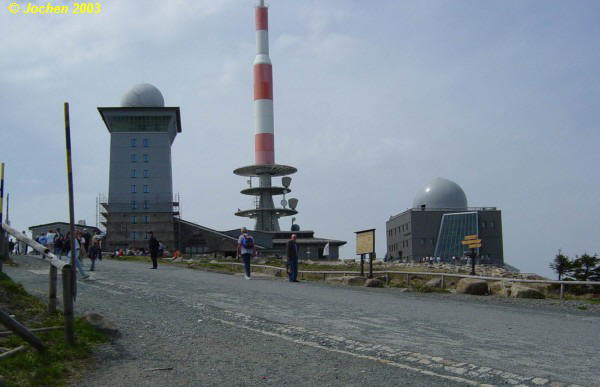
xmin=355 ymin=228 xmax=375 ymax=255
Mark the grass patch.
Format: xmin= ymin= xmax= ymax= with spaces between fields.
xmin=577 ymin=305 xmax=588 ymax=311
xmin=0 ymin=272 xmax=109 ymax=386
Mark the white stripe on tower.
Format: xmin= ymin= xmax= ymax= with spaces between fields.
xmin=254 ymin=0 xmax=274 ymax=165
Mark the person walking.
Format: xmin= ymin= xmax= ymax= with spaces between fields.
xmin=73 ymin=231 xmax=89 ymax=279
xmin=286 ymin=234 xmax=299 ymax=282
xmin=148 ymin=231 xmax=160 ymax=269
xmin=237 ymin=227 xmax=256 ymax=280
xmin=45 ymin=229 xmax=56 ymax=254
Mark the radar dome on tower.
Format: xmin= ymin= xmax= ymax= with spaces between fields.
xmin=121 ymin=83 xmax=165 ymax=107
xmin=412 ymin=177 xmax=468 ymax=209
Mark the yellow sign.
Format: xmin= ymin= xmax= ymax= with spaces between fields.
xmin=465 ymin=243 xmax=481 ymax=249
xmin=355 ymin=229 xmax=375 ymax=255
xmin=461 ymin=239 xmax=482 ymax=245
xmin=464 ymin=235 xmax=478 ymax=240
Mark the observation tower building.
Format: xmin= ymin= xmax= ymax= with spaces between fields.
xmin=234 ymin=0 xmax=298 ymax=232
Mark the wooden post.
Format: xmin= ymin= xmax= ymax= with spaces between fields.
xmin=0 ymin=310 xmax=45 ymax=352
xmin=441 ymin=274 xmax=445 ymax=289
xmin=62 ymin=266 xmax=75 ymax=345
xmin=49 ymin=266 xmax=57 ymax=313
xmin=360 ymin=254 xmax=365 ymax=277
xmin=64 ymin=102 xmax=77 ymax=302
xmin=560 ymin=283 xmax=564 ymax=299
xmin=368 ymin=252 xmax=374 ymax=279
xmin=385 ymin=273 xmax=390 ymax=285
xmin=0 ymin=162 xmax=5 ymax=271
xmin=406 ymin=273 xmax=410 ymax=287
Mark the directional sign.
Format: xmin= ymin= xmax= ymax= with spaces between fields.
xmin=466 ymin=243 xmax=482 ymax=248
xmin=461 ymin=239 xmax=482 ymax=245
xmin=464 ymin=235 xmax=478 ymax=240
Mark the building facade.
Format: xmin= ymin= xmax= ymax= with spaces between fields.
xmin=99 ymin=84 xmax=181 ymax=251
xmin=386 ymin=178 xmax=503 ymax=265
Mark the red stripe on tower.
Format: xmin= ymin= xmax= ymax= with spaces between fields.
xmin=253 ymin=64 xmax=273 ymax=100
xmin=256 ymin=7 xmax=268 ymax=30
xmin=255 ymin=133 xmax=274 ymax=164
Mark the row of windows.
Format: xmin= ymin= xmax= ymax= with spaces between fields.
xmin=130 ymin=154 xmax=149 ymax=163
xmin=130 ymin=184 xmax=151 ymax=193
xmin=388 ymin=223 xmax=410 ymax=237
xmin=130 ymin=138 xmax=150 ymax=148
xmin=130 ymin=200 xmax=151 ymax=210
xmin=389 ymin=239 xmax=411 ymax=251
xmin=481 ymin=221 xmax=496 ymax=229
xmin=130 ymin=215 xmax=150 ymax=224
xmin=130 ymin=169 xmax=151 ymax=178
xmin=130 ymin=231 xmax=151 ymax=240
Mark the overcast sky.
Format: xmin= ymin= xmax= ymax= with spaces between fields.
xmin=1 ymin=0 xmax=599 ymax=277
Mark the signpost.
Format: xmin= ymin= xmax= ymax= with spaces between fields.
xmin=462 ymin=234 xmax=481 ymax=275
xmin=355 ymin=228 xmax=375 ymax=278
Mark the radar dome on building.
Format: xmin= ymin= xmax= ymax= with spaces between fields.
xmin=121 ymin=83 xmax=165 ymax=107
xmin=412 ymin=177 xmax=468 ymax=209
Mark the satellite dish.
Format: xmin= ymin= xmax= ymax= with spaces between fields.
xmin=282 ymin=176 xmax=292 ymax=188
xmin=280 ymin=199 xmax=288 ymax=208
xmin=288 ymin=198 xmax=299 ymax=210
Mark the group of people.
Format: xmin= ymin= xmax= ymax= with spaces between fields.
xmin=236 ymin=227 xmax=299 ymax=282
xmin=35 ymin=228 xmax=104 ymax=279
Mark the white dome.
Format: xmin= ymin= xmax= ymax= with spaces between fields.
xmin=413 ymin=177 xmax=468 ymax=209
xmin=121 ymin=83 xmax=164 ymax=107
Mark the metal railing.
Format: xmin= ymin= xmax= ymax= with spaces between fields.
xmin=214 ymin=261 xmax=600 ymax=299
xmin=1 ymin=223 xmax=75 ymax=347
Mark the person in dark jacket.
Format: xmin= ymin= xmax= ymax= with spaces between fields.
xmin=148 ymin=231 xmax=160 ymax=269
xmin=286 ymin=234 xmax=299 ymax=282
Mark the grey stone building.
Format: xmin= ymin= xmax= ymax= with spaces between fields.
xmin=386 ymin=178 xmax=503 ymax=265
xmin=99 ymin=84 xmax=181 ymax=251
xmin=29 ymin=222 xmax=100 ymax=240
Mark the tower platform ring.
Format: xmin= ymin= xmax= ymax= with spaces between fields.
xmin=235 ymin=208 xmax=298 ymax=218
xmin=234 ymin=164 xmax=297 ymax=177
xmin=241 ymin=187 xmax=290 ymax=196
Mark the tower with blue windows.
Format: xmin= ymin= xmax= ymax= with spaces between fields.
xmin=99 ymin=84 xmax=181 ymax=250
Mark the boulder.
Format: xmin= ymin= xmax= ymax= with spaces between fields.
xmin=365 ymin=278 xmax=384 ymax=288
xmin=510 ymin=284 xmax=545 ymax=299
xmin=456 ymin=278 xmax=489 ymax=295
xmin=425 ymin=278 xmax=443 ymax=289
xmin=82 ymin=312 xmax=121 ymax=337
xmin=488 ymin=281 xmax=511 ymax=297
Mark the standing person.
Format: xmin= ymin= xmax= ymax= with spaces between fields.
xmin=236 ymin=227 xmax=256 ymax=280
xmin=88 ymin=232 xmax=102 ymax=271
xmin=286 ymin=234 xmax=299 ymax=282
xmin=148 ymin=231 xmax=160 ymax=269
xmin=73 ymin=231 xmax=89 ymax=279
xmin=19 ymin=231 xmax=27 ymax=255
xmin=45 ymin=229 xmax=56 ymax=254
xmin=82 ymin=229 xmax=92 ymax=258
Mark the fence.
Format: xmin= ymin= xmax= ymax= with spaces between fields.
xmin=1 ymin=223 xmax=75 ymax=353
xmin=217 ymin=261 xmax=600 ymax=299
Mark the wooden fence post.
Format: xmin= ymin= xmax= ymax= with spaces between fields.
xmin=406 ymin=273 xmax=410 ymax=287
xmin=441 ymin=275 xmax=445 ymax=289
xmin=0 ymin=310 xmax=45 ymax=352
xmin=48 ymin=265 xmax=57 ymax=313
xmin=62 ymin=266 xmax=75 ymax=345
xmin=560 ymin=283 xmax=564 ymax=299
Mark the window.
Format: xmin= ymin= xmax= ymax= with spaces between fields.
xmin=143 ymin=138 xmax=149 ymax=147
xmin=144 ymin=232 xmax=149 ymax=240
xmin=131 ymin=216 xmax=136 ymax=224
xmin=143 ymin=169 xmax=150 ymax=178
xmin=130 ymin=153 xmax=137 ymax=163
xmin=143 ymin=184 xmax=149 ymax=193
xmin=490 ymin=221 xmax=495 ymax=229
xmin=482 ymin=221 xmax=487 ymax=228
xmin=420 ymin=239 xmax=425 ymax=245
xmin=143 ymin=154 xmax=149 ymax=163
xmin=130 ymin=169 xmax=137 ymax=178
xmin=130 ymin=138 xmax=137 ymax=147
xmin=130 ymin=200 xmax=137 ymax=210
xmin=143 ymin=200 xmax=149 ymax=209
xmin=131 ymin=184 xmax=137 ymax=193
xmin=143 ymin=216 xmax=149 ymax=224
xmin=130 ymin=232 xmax=137 ymax=240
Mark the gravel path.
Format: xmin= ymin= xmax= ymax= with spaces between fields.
xmin=6 ymin=256 xmax=599 ymax=386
